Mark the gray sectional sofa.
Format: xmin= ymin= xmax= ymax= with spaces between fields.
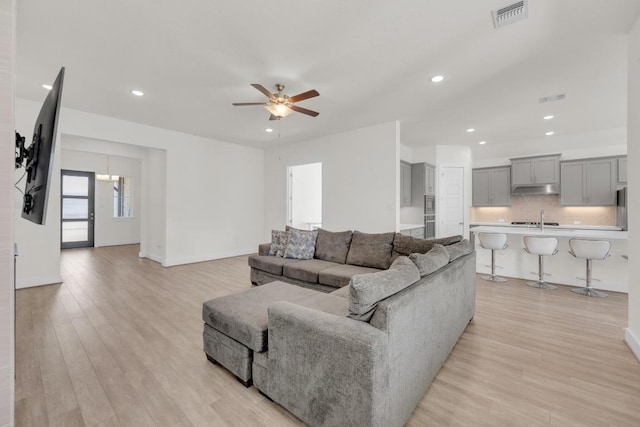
xmin=203 ymin=229 xmax=476 ymax=427
xmin=249 ymin=228 xmax=464 ymax=292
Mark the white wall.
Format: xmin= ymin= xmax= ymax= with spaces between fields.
xmin=472 ymin=127 xmax=627 ymax=168
xmin=15 ymin=98 xmax=265 ymax=285
xmin=62 ymin=149 xmax=142 ymax=247
xmin=0 ymin=1 xmax=15 ymax=425
xmin=626 ymin=15 xmax=640 ymax=359
xmin=264 ymin=121 xmax=399 ymax=237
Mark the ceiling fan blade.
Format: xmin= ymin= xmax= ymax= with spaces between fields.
xmin=232 ymin=102 xmax=268 ymax=106
xmin=288 ymin=89 xmax=319 ymax=103
xmin=269 ymin=114 xmax=280 ymax=121
xmin=251 ymin=83 xmax=276 ymax=100
xmin=289 ymin=104 xmax=320 ymax=117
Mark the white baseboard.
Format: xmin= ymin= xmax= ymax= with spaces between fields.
xmin=163 ymin=248 xmax=255 ymax=267
xmin=95 ymin=240 xmax=140 ymax=248
xmin=138 ymin=252 xmax=164 ymax=264
xmin=16 ymin=275 xmax=63 ymax=289
xmin=624 ymin=328 xmax=640 ymax=361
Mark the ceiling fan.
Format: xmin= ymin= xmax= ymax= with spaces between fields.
xmin=232 ymin=83 xmax=320 ymax=120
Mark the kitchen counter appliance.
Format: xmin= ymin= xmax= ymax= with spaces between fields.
xmin=511 ymin=221 xmax=560 ymax=226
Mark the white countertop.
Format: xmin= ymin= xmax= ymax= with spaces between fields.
xmin=470 ymin=222 xmax=622 ymax=231
xmin=399 ymin=223 xmax=424 ymax=230
xmin=470 ymin=225 xmax=628 ymax=240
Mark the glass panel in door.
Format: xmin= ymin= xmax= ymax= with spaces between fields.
xmin=61 ymin=170 xmax=95 ymax=249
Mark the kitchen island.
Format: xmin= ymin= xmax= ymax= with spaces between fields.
xmin=471 ymin=225 xmax=628 ymax=293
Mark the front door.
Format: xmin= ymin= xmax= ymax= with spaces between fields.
xmin=61 ymin=170 xmax=95 ymax=249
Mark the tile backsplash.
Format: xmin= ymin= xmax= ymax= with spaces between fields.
xmin=470 ymin=195 xmax=616 ymax=225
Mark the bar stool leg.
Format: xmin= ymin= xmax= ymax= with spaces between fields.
xmin=480 ymin=249 xmax=507 ymax=283
xmin=526 ymin=255 xmax=557 ymax=290
xmin=571 ymin=259 xmax=607 ymax=297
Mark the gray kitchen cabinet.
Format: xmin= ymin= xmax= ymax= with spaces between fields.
xmin=411 ymin=162 xmax=436 ymax=206
xmin=401 ymin=161 xmax=412 ymax=207
xmin=560 ymin=158 xmax=617 ymax=206
xmin=425 ymin=163 xmax=435 ymax=195
xmin=472 ymin=166 xmax=511 ymax=206
xmin=618 ymin=157 xmax=627 ymax=184
xmin=511 ymin=154 xmax=560 ymax=186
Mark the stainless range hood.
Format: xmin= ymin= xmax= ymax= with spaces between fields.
xmin=511 ymin=184 xmax=560 ymax=195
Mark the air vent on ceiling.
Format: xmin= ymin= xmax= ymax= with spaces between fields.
xmin=539 ymin=93 xmax=567 ymax=104
xmin=492 ymin=0 xmax=528 ymax=29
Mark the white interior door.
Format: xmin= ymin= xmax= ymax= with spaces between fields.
xmin=439 ymin=167 xmax=464 ymax=237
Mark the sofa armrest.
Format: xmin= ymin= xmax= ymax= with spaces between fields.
xmin=267 ymin=301 xmax=391 ymax=427
xmin=258 ymin=242 xmax=271 ymax=256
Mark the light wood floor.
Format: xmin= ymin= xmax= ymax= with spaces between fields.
xmin=15 ymin=245 xmax=640 ymax=426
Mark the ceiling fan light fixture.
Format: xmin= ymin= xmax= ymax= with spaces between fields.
xmin=264 ymin=103 xmax=293 ymax=118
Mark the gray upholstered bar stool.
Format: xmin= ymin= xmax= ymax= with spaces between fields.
xmin=477 ymin=232 xmax=508 ymax=283
xmin=568 ymin=238 xmax=611 ymax=298
xmin=522 ymin=236 xmax=558 ymax=290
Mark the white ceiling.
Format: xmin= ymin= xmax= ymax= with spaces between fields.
xmin=16 ymin=1 xmax=640 ymax=149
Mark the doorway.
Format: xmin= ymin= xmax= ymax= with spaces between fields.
xmin=287 ymin=162 xmax=322 ymax=230
xmin=439 ymin=167 xmax=465 ymax=237
xmin=61 ymin=170 xmax=95 ymax=249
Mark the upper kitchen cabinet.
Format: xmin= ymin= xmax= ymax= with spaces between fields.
xmin=618 ymin=156 xmax=627 ymax=184
xmin=560 ymin=157 xmax=617 ymax=206
xmin=511 ymin=154 xmax=560 ymax=187
xmin=472 ymin=166 xmax=511 ymax=207
xmin=411 ymin=162 xmax=436 ymax=206
xmin=400 ymin=161 xmax=412 ymax=207
xmin=425 ymin=163 xmax=435 ymax=195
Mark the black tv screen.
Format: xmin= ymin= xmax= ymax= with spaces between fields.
xmin=20 ymin=67 xmax=65 ymax=225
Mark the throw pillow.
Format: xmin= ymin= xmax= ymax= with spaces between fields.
xmin=409 ymin=244 xmax=450 ymax=276
xmin=268 ymin=230 xmax=288 ymax=257
xmin=348 ymin=256 xmax=420 ymax=322
xmin=314 ymin=229 xmax=353 ymax=264
xmin=445 ymin=239 xmax=473 ymax=261
xmin=346 ymin=230 xmax=395 ymax=269
xmin=283 ymin=228 xmax=318 ymax=260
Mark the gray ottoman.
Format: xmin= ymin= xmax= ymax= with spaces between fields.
xmin=202 ymin=281 xmax=318 ymax=386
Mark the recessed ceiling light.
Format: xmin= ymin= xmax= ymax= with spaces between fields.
xmin=479 ymin=141 xmax=487 ymax=145
xmin=41 ymin=84 xmax=52 ymax=90
xmin=543 ymin=115 xmax=555 ymax=120
xmin=130 ymin=90 xmax=144 ymax=97
xmin=430 ymin=75 xmax=444 ymax=83
xmin=466 ymin=128 xmax=475 ymax=133
xmin=545 ymin=131 xmax=555 ymax=136
xmin=265 ymin=128 xmax=273 ymax=133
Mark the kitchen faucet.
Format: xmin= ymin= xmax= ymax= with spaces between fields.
xmin=540 ymin=209 xmax=545 ymax=231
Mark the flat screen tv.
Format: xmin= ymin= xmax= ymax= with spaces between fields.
xmin=16 ymin=67 xmax=65 ymax=225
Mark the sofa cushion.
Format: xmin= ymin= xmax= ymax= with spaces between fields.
xmin=248 ymin=254 xmax=301 ymax=276
xmin=445 ymin=239 xmax=473 ymax=261
xmin=409 ymin=244 xmax=450 ymax=276
xmin=202 ymin=281 xmax=318 ymax=352
xmin=283 ymin=259 xmax=339 ymax=283
xmin=346 ymin=231 xmax=395 ymax=269
xmin=283 ymin=228 xmax=318 ymax=260
xmin=295 ymin=292 xmax=349 ymax=317
xmin=330 ymin=285 xmax=350 ymax=299
xmin=268 ymin=230 xmax=288 ymax=257
xmin=392 ymin=233 xmax=463 ymax=261
xmin=314 ymin=229 xmax=353 ymax=264
xmin=348 ymin=256 xmax=420 ymax=322
xmin=319 ymin=264 xmax=382 ymax=289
